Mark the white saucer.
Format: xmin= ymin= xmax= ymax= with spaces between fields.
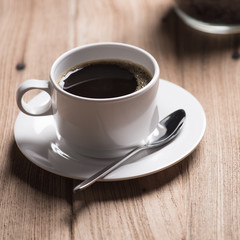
xmin=14 ymin=79 xmax=206 ymax=181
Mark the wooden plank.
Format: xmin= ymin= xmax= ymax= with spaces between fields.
xmin=0 ymin=0 xmax=72 ymax=239
xmin=175 ymin=20 xmax=240 ymax=239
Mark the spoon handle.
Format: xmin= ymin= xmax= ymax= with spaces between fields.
xmin=73 ymin=147 xmax=143 ymax=191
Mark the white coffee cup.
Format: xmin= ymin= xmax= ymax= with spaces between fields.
xmin=17 ymin=42 xmax=160 ymax=158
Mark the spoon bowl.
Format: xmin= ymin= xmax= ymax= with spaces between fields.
xmin=74 ymin=109 xmax=186 ymax=191
xmin=146 ymin=109 xmax=186 ymax=147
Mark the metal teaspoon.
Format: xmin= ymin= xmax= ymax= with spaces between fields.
xmin=74 ymin=109 xmax=186 ymax=191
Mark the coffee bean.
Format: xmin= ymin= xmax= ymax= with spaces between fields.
xmin=16 ymin=62 xmax=26 ymax=71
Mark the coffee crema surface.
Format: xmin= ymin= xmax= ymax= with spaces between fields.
xmin=58 ymin=59 xmax=152 ymax=98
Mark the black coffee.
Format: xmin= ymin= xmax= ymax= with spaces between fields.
xmin=58 ymin=60 xmax=152 ymax=98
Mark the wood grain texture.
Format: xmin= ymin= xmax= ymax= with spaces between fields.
xmin=0 ymin=0 xmax=240 ymax=239
xmin=0 ymin=0 xmax=72 ymax=239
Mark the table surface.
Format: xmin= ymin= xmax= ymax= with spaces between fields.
xmin=1 ymin=0 xmax=240 ymax=239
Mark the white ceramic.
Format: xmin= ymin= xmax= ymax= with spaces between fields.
xmin=14 ymin=80 xmax=206 ymax=181
xmin=16 ymin=43 xmax=160 ymax=158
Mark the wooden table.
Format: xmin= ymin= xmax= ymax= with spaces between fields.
xmin=1 ymin=0 xmax=240 ymax=239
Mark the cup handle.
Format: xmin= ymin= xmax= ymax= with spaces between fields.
xmin=16 ymin=79 xmax=53 ymax=116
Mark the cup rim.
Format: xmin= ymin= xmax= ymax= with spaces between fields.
xmin=50 ymin=42 xmax=160 ymax=102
